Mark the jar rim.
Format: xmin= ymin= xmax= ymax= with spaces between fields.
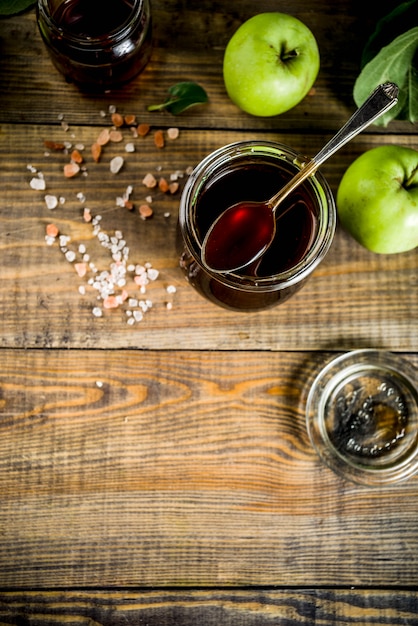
xmin=179 ymin=140 xmax=336 ymax=292
xmin=37 ymin=0 xmax=144 ymax=45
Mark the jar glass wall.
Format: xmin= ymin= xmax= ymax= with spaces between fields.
xmin=178 ymin=141 xmax=336 ymax=311
xmin=37 ymin=0 xmax=152 ymax=91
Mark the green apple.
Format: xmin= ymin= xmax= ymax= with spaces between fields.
xmin=337 ymin=145 xmax=418 ymax=254
xmin=223 ymin=12 xmax=320 ymax=117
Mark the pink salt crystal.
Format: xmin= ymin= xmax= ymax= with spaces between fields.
xmin=83 ymin=208 xmax=92 ymax=222
xmin=103 ymin=295 xmax=119 ymax=309
xmin=74 ymin=262 xmax=87 ymax=277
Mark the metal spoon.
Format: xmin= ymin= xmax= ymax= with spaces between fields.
xmin=201 ymin=82 xmax=399 ymax=274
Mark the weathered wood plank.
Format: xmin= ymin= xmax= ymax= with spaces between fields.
xmin=0 ymin=2 xmax=413 ymax=134
xmin=1 ymin=123 xmax=417 ymax=350
xmin=0 ymin=589 xmax=417 ymax=625
xmin=1 ymin=349 xmax=418 ymax=587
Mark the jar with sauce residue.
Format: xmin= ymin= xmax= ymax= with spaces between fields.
xmin=37 ymin=0 xmax=152 ymax=91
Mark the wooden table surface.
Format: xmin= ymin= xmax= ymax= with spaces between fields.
xmin=1 ymin=0 xmax=418 ymax=622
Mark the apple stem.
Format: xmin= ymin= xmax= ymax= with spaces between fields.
xmin=280 ymin=48 xmax=298 ymax=62
xmin=405 ymin=164 xmax=418 ymax=188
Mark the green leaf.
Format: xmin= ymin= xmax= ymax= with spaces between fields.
xmin=353 ymin=27 xmax=418 ymax=126
xmin=147 ymin=82 xmax=208 ymax=115
xmin=361 ymin=0 xmax=418 ymax=68
xmin=0 ymin=0 xmax=35 ymax=16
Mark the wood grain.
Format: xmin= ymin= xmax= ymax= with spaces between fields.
xmin=0 ymin=0 xmax=418 ymax=615
xmin=1 ymin=349 xmax=418 ymax=588
xmin=1 ymin=123 xmax=417 ymax=350
xmin=0 ymin=3 xmax=413 ymax=135
xmin=0 ymin=589 xmax=417 ymax=625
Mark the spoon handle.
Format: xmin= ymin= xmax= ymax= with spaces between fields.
xmin=269 ymin=82 xmax=399 ymax=213
xmin=313 ymin=82 xmax=399 ymax=168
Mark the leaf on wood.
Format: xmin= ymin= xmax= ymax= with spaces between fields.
xmin=0 ymin=0 xmax=35 ymax=15
xmin=147 ymin=82 xmax=208 ymax=115
xmin=353 ymin=27 xmax=418 ymax=126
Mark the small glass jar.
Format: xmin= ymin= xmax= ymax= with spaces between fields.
xmin=306 ymin=350 xmax=418 ymax=486
xmin=37 ymin=0 xmax=152 ymax=91
xmin=178 ymin=141 xmax=336 ymax=311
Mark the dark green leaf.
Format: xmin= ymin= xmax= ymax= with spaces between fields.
xmin=361 ymin=0 xmax=418 ymax=68
xmin=0 ymin=0 xmax=35 ymax=16
xmin=353 ymin=27 xmax=418 ymax=126
xmin=147 ymin=82 xmax=208 ymax=115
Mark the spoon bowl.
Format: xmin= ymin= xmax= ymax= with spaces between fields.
xmin=201 ymin=82 xmax=399 ymax=274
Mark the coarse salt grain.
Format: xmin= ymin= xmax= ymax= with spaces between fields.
xmin=125 ymin=142 xmax=135 ymax=153
xmin=91 ymin=143 xmax=102 ymax=163
xmin=64 ymin=162 xmax=80 ymax=178
xmin=109 ymin=130 xmax=123 ymax=143
xmin=71 ymin=149 xmax=83 ymax=164
xmin=137 ymin=123 xmax=150 ymax=137
xmin=96 ymin=129 xmax=110 ymax=146
xmin=167 ymin=127 xmax=179 ymax=140
xmin=158 ymin=177 xmax=169 ymax=193
xmin=133 ymin=310 xmax=144 ymax=322
xmin=142 ymin=172 xmax=157 ymax=188
xmin=30 ymin=176 xmax=46 ymax=191
xmin=166 ymin=285 xmax=177 ymax=294
xmin=74 ymin=262 xmax=87 ymax=277
xmin=147 ymin=268 xmax=159 ymax=281
xmin=134 ymin=273 xmax=149 ymax=286
xmin=65 ymin=250 xmax=76 ymax=262
xmin=110 ymin=156 xmax=124 ymax=174
xmin=45 ymin=194 xmax=58 ymax=210
xmin=46 ymin=223 xmax=59 ymax=237
xmin=59 ymin=235 xmax=71 ymax=247
xmin=111 ymin=112 xmax=124 ymax=127
xmin=154 ymin=129 xmax=164 ymax=149
xmin=139 ymin=204 xmax=153 ymax=220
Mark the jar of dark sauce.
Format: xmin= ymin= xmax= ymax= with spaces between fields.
xmin=37 ymin=0 xmax=152 ymax=91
